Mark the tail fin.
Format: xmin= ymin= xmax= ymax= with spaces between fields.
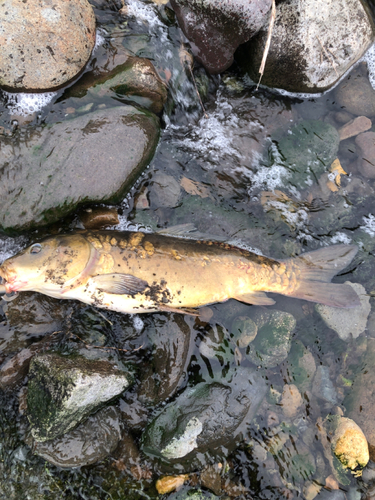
xmin=283 ymin=245 xmax=361 ymax=308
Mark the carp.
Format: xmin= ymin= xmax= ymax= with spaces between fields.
xmin=0 ymin=230 xmax=360 ymax=314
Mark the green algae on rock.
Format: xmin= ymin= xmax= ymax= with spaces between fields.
xmin=0 ymin=106 xmax=160 ymax=233
xmin=27 ymin=352 xmax=133 ymax=442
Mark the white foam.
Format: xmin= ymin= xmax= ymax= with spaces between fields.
xmin=176 ymin=93 xmax=242 ymax=163
xmin=132 ymin=315 xmax=144 ymax=332
xmin=126 ymin=0 xmax=168 ymax=43
xmin=362 ymin=43 xmax=375 ymax=90
xmin=5 ymin=91 xmax=57 ymax=116
xmin=360 ymin=214 xmax=375 ymax=237
xmin=330 ymin=232 xmax=352 ymax=245
xmin=250 ymin=142 xmax=290 ymax=193
xmin=94 ymin=28 xmax=105 ymax=51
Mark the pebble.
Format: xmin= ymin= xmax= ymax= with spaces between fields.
xmin=156 ymin=475 xmax=189 ymax=495
xmin=281 ymin=384 xmax=304 ymax=419
xmin=331 ymin=417 xmax=369 ymax=470
xmin=336 ymin=66 xmax=375 ymax=117
xmin=79 ymin=207 xmax=119 ymax=229
xmin=338 ymin=116 xmax=372 ymax=141
xmin=312 ymin=366 xmax=339 ymax=405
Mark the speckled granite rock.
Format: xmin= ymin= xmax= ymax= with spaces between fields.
xmin=0 ymin=0 xmax=96 ymax=90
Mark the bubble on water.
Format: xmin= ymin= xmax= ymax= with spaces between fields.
xmin=330 ymin=232 xmax=352 ymax=245
xmin=132 ymin=315 xmax=144 ymax=333
xmin=362 ymin=43 xmax=375 ymax=90
xmin=4 ymin=91 xmax=57 ymax=116
xmin=0 ymin=235 xmax=29 ymax=264
xmin=250 ymin=142 xmax=290 ymax=192
xmin=94 ymin=28 xmax=105 ymax=50
xmin=360 ymin=214 xmax=375 ymax=237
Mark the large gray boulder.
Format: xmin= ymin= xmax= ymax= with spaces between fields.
xmin=242 ymin=0 xmax=375 ymax=93
xmin=27 ymin=352 xmax=133 ymax=441
xmin=0 ymin=0 xmax=96 ymax=91
xmin=170 ymin=0 xmax=272 ymax=73
xmin=0 ymin=105 xmax=160 ymax=233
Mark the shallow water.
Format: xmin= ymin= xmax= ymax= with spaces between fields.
xmin=1 ymin=1 xmax=375 ymax=499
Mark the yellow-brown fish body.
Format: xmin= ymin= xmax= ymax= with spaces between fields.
xmin=0 ymin=230 xmax=360 ymax=313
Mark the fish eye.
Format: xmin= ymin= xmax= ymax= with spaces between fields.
xmin=30 ymin=243 xmax=42 ymax=254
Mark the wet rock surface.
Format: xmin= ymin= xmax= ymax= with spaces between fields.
xmin=242 ymin=0 xmax=375 ymax=93
xmin=170 ymin=0 xmax=272 ymax=74
xmin=27 ymin=352 xmax=133 ymax=441
xmin=0 ymin=0 xmax=96 ymax=91
xmin=335 ymin=66 xmax=375 ymax=117
xmin=66 ymin=56 xmax=167 ymax=114
xmin=316 ymin=282 xmax=370 ymax=341
xmin=355 ymin=132 xmax=375 ymax=179
xmin=0 ymin=106 xmax=160 ymax=232
xmin=344 ymin=339 xmax=375 ymax=461
xmin=142 ymin=366 xmax=267 ymax=470
xmin=137 ymin=314 xmax=193 ymax=405
xmin=31 ymin=406 xmax=122 ymax=468
xmin=245 ymin=309 xmax=296 ymax=368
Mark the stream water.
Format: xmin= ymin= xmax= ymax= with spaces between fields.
xmin=1 ymin=1 xmax=375 ymax=499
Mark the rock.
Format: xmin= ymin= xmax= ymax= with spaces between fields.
xmin=316 ymin=282 xmax=370 ymax=341
xmin=111 ymin=429 xmax=143 ymax=473
xmin=355 ymin=132 xmax=375 ymax=179
xmin=67 ymin=57 xmax=168 ymax=114
xmin=200 ymin=465 xmax=222 ymax=496
xmin=276 ymin=120 xmax=340 ymax=191
xmin=0 ymin=292 xmax=68 ymax=355
xmin=281 ymin=384 xmax=303 ymax=419
xmin=344 ymin=339 xmax=375 ymax=461
xmin=0 ymin=106 xmax=160 ymax=232
xmin=329 ymin=416 xmax=369 ymax=471
xmin=338 ymin=117 xmax=372 ymax=141
xmin=137 ymin=314 xmax=193 ymax=405
xmin=336 ymin=67 xmax=375 ymax=117
xmin=362 ymin=460 xmax=375 ymax=484
xmin=32 ymin=406 xmax=122 ymax=468
xmin=246 ymin=310 xmax=296 ymax=368
xmin=335 ymin=111 xmax=355 ymax=125
xmin=315 ymin=489 xmax=348 ymax=500
xmin=148 ymin=172 xmax=182 ymax=209
xmin=168 ymin=488 xmax=219 ymax=500
xmin=141 ymin=366 xmax=267 ymax=469
xmin=0 ymin=332 xmax=59 ymax=390
xmin=284 ymin=340 xmax=316 ymax=391
xmin=0 ymin=0 xmax=96 ymax=91
xmin=312 ymin=366 xmax=339 ymax=405
xmin=156 ymin=475 xmax=189 ymax=495
xmin=79 ymin=207 xmax=119 ymax=230
xmin=27 ymin=352 xmax=133 ymax=441
xmin=230 ymin=316 xmax=257 ymax=348
xmin=242 ymin=0 xmax=375 ymax=93
xmin=170 ymin=0 xmax=272 ymax=74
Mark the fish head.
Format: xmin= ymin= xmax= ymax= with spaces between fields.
xmin=0 ymin=233 xmax=95 ymax=295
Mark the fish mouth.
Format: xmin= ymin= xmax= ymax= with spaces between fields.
xmin=0 ymin=265 xmax=28 ymax=293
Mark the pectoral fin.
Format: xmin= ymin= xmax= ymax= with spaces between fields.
xmin=233 ymin=291 xmax=276 ymax=306
xmin=92 ymin=273 xmax=148 ymax=295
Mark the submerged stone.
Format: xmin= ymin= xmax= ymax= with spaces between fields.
xmin=0 ymin=106 xmax=159 ymax=233
xmin=344 ymin=339 xmax=375 ymax=461
xmin=0 ymin=0 xmax=96 ymax=91
xmin=316 ymin=282 xmax=370 ymax=341
xmin=327 ymin=416 xmax=369 ymax=471
xmin=137 ymin=314 xmax=193 ymax=406
xmin=246 ymin=309 xmax=296 ymax=368
xmin=141 ymin=366 xmax=267 ymax=470
xmin=27 ymin=352 xmax=133 ymax=441
xmin=66 ymin=57 xmax=167 ymax=114
xmin=32 ymin=406 xmax=122 ymax=468
xmin=276 ymin=120 xmax=340 ymax=191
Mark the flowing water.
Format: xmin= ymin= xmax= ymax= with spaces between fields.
xmin=1 ymin=1 xmax=375 ymax=499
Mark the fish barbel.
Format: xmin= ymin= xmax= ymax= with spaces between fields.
xmin=0 ymin=230 xmax=360 ymax=313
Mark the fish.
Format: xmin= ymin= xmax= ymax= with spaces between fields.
xmin=0 ymin=230 xmax=361 ymax=314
